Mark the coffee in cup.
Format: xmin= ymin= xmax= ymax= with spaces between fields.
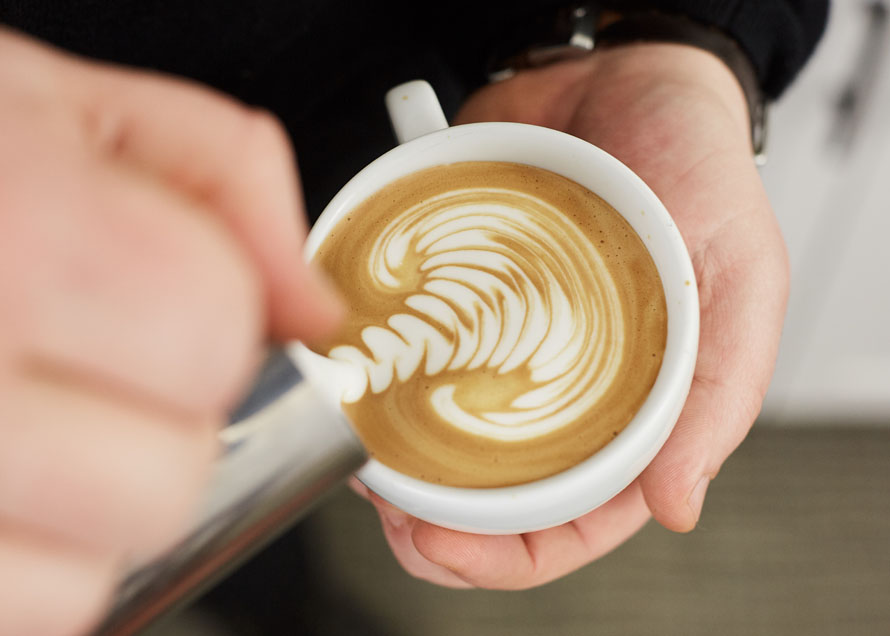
xmin=295 ymin=80 xmax=697 ymax=534
xmin=311 ymin=160 xmax=666 ymax=487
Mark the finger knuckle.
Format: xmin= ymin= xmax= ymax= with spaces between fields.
xmin=0 ymin=543 xmax=114 ymax=636
xmin=0 ymin=405 xmax=215 ymax=558
xmin=233 ymin=107 xmax=293 ymax=174
xmin=49 ymin=567 xmax=114 ymax=636
xmin=171 ymin=227 xmax=263 ymax=410
xmin=1 ymin=579 xmax=108 ymax=636
xmin=107 ymin=420 xmax=216 ymax=556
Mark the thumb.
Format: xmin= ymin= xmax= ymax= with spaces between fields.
xmin=639 ymin=261 xmax=785 ymax=532
xmin=637 ymin=378 xmax=727 ymax=532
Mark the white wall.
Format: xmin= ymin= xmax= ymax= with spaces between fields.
xmin=760 ymin=0 xmax=890 ymax=423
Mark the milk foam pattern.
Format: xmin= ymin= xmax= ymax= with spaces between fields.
xmin=328 ymin=188 xmax=625 ymax=441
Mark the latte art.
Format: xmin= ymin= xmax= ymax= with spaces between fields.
xmin=313 ymin=162 xmax=666 ymax=487
xmin=328 ymin=188 xmax=624 ymax=442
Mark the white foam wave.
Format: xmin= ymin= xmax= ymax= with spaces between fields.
xmin=334 ymin=188 xmax=624 ymax=441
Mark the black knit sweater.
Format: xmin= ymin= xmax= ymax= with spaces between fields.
xmin=1 ymin=1 xmax=829 ymax=217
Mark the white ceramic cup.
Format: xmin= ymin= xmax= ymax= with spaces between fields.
xmin=294 ymin=80 xmax=699 ymax=534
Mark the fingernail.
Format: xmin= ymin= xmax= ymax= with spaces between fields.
xmin=378 ymin=503 xmax=409 ymax=531
xmin=687 ymin=476 xmax=710 ymax=526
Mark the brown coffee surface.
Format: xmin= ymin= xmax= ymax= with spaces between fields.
xmin=312 ymin=162 xmax=666 ymax=487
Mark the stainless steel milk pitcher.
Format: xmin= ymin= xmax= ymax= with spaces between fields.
xmin=95 ymin=348 xmax=367 ymax=635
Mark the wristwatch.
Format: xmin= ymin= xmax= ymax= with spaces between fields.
xmin=488 ymin=3 xmax=769 ymax=165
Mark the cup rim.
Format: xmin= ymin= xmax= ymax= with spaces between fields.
xmin=298 ymin=120 xmax=698 ymax=534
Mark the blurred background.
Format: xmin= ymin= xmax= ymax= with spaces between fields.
xmin=149 ymin=2 xmax=890 ymax=634
xmin=761 ymin=0 xmax=890 ymax=424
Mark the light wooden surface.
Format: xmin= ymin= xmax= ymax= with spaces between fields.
xmin=150 ymin=426 xmax=890 ymax=636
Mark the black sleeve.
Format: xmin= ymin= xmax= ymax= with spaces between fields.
xmin=609 ymin=1 xmax=831 ymax=98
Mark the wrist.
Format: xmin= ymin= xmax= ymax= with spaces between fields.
xmin=486 ymin=5 xmax=765 ymax=160
xmin=594 ymin=10 xmax=766 ymax=161
xmin=585 ymin=42 xmax=752 ymax=151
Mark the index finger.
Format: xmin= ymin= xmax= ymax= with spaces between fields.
xmin=22 ymin=33 xmax=344 ymax=343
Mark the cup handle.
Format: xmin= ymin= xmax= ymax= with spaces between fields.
xmin=385 ymin=80 xmax=449 ymax=144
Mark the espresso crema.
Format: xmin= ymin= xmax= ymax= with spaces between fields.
xmin=313 ymin=162 xmax=666 ymax=487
